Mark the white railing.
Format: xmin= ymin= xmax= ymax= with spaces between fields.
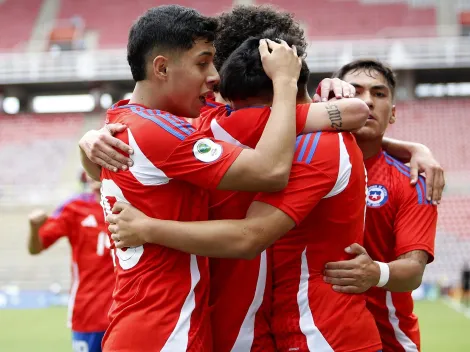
xmin=1 ymin=36 xmax=470 ymax=84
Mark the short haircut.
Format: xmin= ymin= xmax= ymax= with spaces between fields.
xmin=219 ymin=29 xmax=310 ymax=102
xmin=127 ymin=5 xmax=218 ymax=82
xmin=214 ymin=5 xmax=306 ymax=71
xmin=333 ymin=59 xmax=397 ymax=97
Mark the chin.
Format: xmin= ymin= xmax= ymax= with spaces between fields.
xmin=353 ymin=126 xmax=381 ymax=141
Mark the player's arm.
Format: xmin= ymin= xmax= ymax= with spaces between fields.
xmin=215 ymin=39 xmax=300 ymax=191
xmin=382 ymin=137 xmax=445 ymax=204
xmin=27 ymin=210 xmax=48 ymax=254
xmin=302 ymin=98 xmax=369 ymax=133
xmin=324 ymin=244 xmax=429 ymax=293
xmin=324 ymin=181 xmax=437 ymax=293
xmin=27 ymin=203 xmax=74 ymax=255
xmin=108 ymin=201 xmax=294 ymax=260
xmin=108 ymin=147 xmax=333 ymax=256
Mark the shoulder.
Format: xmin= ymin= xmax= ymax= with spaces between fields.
xmin=383 ymin=152 xmax=431 ymax=205
xmin=51 ymin=193 xmax=93 ymax=218
xmin=295 ymin=131 xmax=343 ymax=164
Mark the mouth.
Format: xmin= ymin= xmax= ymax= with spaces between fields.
xmin=199 ymin=91 xmax=213 ymax=105
xmin=367 ymin=115 xmax=376 ymax=120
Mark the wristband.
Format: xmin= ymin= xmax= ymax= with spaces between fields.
xmin=374 ymin=261 xmax=390 ymax=287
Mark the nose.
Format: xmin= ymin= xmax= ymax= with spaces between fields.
xmin=360 ymin=91 xmax=374 ymax=110
xmin=206 ymin=65 xmax=220 ymax=90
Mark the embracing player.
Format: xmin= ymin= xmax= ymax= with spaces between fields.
xmin=323 ymin=59 xmax=440 ymax=352
xmin=27 ymin=174 xmax=113 ymax=352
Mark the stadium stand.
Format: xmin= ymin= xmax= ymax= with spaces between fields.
xmin=0 ymin=0 xmax=43 ymax=50
xmin=57 ymin=0 xmax=234 ymax=48
xmin=260 ymin=0 xmax=436 ymax=38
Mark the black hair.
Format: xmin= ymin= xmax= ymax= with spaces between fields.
xmin=219 ymin=29 xmax=309 ymax=102
xmin=127 ymin=5 xmax=218 ymax=82
xmin=214 ymin=5 xmax=306 ymax=71
xmin=333 ymin=59 xmax=397 ymax=97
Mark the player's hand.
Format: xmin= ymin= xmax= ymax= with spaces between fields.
xmin=313 ymin=78 xmax=356 ymax=102
xmin=409 ymin=144 xmax=445 ymax=205
xmin=107 ymin=202 xmax=148 ymax=248
xmin=78 ymin=124 xmax=134 ymax=173
xmin=28 ymin=209 xmax=48 ymax=228
xmin=323 ymin=243 xmax=380 ymax=294
xmin=259 ymin=38 xmax=301 ymax=84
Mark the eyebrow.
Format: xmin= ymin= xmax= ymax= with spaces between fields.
xmin=198 ymin=51 xmax=214 ymax=57
xmin=350 ymin=83 xmax=389 ymax=91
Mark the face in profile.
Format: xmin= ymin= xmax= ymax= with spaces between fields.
xmin=342 ymin=69 xmax=396 ymax=141
xmin=164 ymin=39 xmax=220 ymax=118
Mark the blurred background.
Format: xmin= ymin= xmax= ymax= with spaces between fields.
xmin=0 ymin=0 xmax=469 ymax=351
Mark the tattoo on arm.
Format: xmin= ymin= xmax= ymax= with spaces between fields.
xmin=325 ymin=103 xmax=343 ymax=131
xmin=398 ymin=250 xmax=429 ymax=266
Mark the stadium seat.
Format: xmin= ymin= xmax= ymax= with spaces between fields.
xmin=0 ymin=0 xmax=43 ymax=50
xmin=260 ymin=0 xmax=436 ymax=38
xmin=58 ymin=0 xmax=233 ymax=48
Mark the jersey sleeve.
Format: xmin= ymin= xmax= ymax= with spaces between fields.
xmin=253 ymin=132 xmax=337 ymax=225
xmin=160 ymin=131 xmax=243 ymax=189
xmin=39 ymin=203 xmax=75 ymax=249
xmin=125 ymin=110 xmax=243 ymax=190
xmin=393 ymin=176 xmax=437 ymax=262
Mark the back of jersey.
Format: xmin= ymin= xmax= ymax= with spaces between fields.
xmin=256 ymin=132 xmax=381 ymax=351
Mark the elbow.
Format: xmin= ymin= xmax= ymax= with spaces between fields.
xmin=261 ymin=167 xmax=290 ymax=192
xmin=234 ymin=228 xmax=266 ymax=260
xmin=410 ymin=275 xmax=424 ymax=291
xmin=346 ymin=98 xmax=369 ymax=130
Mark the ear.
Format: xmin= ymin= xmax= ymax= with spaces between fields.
xmin=389 ymin=105 xmax=396 ymax=124
xmin=152 ymin=55 xmax=168 ymax=81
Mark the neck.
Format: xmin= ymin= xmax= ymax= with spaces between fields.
xmin=129 ymin=81 xmax=167 ymax=110
xmin=356 ymin=137 xmax=383 ymax=160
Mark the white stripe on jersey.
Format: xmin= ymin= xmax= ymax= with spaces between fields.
xmin=386 ymin=291 xmax=419 ymax=352
xmin=297 ymin=247 xmax=333 ymax=351
xmin=128 ymin=129 xmax=171 ymax=186
xmin=67 ymin=262 xmax=79 ymax=328
xmin=231 ymin=250 xmax=268 ymax=352
xmin=210 ymin=119 xmax=250 ymax=149
xmin=161 ymin=255 xmax=201 ymax=351
xmin=324 ymin=133 xmax=352 ymax=199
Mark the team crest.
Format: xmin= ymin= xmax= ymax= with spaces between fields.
xmin=367 ymin=184 xmax=388 ymax=208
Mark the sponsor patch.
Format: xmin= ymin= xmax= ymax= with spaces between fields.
xmin=193 ymin=138 xmax=223 ymax=163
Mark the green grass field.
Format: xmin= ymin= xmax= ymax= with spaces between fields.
xmin=0 ymin=300 xmax=469 ymax=351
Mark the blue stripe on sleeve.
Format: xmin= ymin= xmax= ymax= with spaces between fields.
xmin=131 ymin=106 xmax=185 ymax=141
xmin=155 ymin=110 xmax=195 ymax=135
xmin=296 ymin=133 xmax=311 ymax=162
xmin=295 ymin=135 xmax=302 ymax=151
xmin=418 ymin=176 xmax=431 ymax=204
xmin=305 ymin=132 xmax=322 ymax=164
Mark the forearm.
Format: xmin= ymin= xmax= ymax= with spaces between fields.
xmin=303 ymin=98 xmax=369 ymax=133
xmin=383 ymin=258 xmax=425 ymax=292
xmin=28 ymin=225 xmax=44 ymax=255
xmin=141 ymin=218 xmax=260 ymax=259
xmin=382 ymin=137 xmax=425 ymax=163
xmin=254 ymin=79 xmax=298 ymax=175
xmin=80 ymin=148 xmax=101 ymax=181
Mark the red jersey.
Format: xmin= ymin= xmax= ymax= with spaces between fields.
xmin=193 ymin=104 xmax=308 ymax=352
xmin=254 ymin=132 xmax=382 ymax=352
xmin=39 ymin=193 xmax=113 ymax=332
xmin=363 ymin=151 xmax=437 ymax=352
xmin=100 ymin=100 xmax=243 ymax=352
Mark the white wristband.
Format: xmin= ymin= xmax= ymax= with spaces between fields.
xmin=374 ymin=261 xmax=390 ymax=287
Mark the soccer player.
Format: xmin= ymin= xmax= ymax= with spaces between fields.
xmin=107 ymin=32 xmax=383 ymax=352
xmin=322 ymin=59 xmax=439 ymax=352
xmin=27 ymin=174 xmax=113 ymax=352
xmin=84 ymin=5 xmax=306 ymax=352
